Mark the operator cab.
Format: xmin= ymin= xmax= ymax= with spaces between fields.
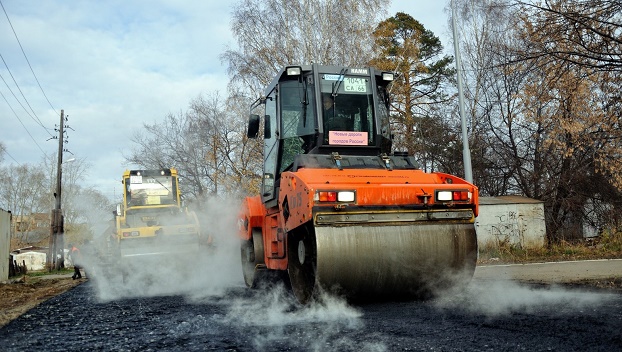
xmin=123 ymin=169 xmax=178 ymax=209
xmin=247 ymin=64 xmax=395 ymax=205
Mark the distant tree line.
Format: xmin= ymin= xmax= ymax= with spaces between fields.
xmin=4 ymin=0 xmax=619 ymax=245
xmin=0 ymin=152 xmax=112 ymax=247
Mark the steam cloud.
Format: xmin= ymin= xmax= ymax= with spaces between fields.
xmin=434 ymin=278 xmax=616 ymax=318
xmin=80 ymin=196 xmax=242 ymax=302
xmin=223 ymin=284 xmax=390 ymax=352
xmin=71 ymin=195 xmax=615 ymax=351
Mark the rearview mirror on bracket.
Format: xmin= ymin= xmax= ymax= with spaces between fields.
xmin=247 ymin=114 xmax=260 ymax=138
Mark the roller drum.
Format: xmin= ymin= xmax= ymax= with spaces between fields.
xmin=290 ymin=222 xmax=477 ymax=302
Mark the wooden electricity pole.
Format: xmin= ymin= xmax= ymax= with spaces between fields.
xmin=48 ymin=109 xmax=65 ymax=271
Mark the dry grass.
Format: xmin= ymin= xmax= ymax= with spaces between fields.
xmin=477 ymin=230 xmax=622 ymax=264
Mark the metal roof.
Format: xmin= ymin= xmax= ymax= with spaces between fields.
xmin=479 ymin=195 xmax=543 ymax=205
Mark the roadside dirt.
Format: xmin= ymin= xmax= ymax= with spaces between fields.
xmin=0 ymin=276 xmax=84 ymax=328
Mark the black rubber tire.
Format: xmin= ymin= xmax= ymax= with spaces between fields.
xmin=287 ymin=227 xmax=317 ymax=304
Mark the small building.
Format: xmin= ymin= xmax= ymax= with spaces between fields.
xmin=475 ymin=196 xmax=546 ymax=249
xmin=11 ymin=246 xmax=49 ymax=271
xmin=13 ymin=213 xmax=50 ymax=232
xmin=1 ymin=209 xmax=11 ymax=281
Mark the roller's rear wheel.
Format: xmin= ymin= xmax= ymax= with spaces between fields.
xmin=287 ymin=228 xmax=317 ymax=304
xmin=241 ymin=229 xmax=266 ymax=288
xmin=241 ymin=229 xmax=288 ymax=288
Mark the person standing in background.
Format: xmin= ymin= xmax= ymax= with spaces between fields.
xmin=68 ymin=243 xmax=83 ymax=279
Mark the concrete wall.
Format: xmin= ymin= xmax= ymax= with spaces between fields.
xmin=475 ymin=196 xmax=546 ymax=249
xmin=0 ymin=209 xmax=10 ymax=281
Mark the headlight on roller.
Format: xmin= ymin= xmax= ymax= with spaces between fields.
xmin=337 ymin=191 xmax=355 ymax=202
xmin=436 ymin=190 xmax=471 ymax=202
xmin=437 ymin=191 xmax=453 ymax=201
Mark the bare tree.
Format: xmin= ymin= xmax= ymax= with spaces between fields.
xmin=0 ymin=142 xmax=5 ymax=164
xmin=515 ymin=0 xmax=622 ymax=72
xmin=125 ymin=106 xmax=208 ymax=199
xmin=209 ymin=0 xmax=391 ymax=197
xmin=185 ymin=92 xmax=260 ymax=197
xmin=448 ymin=0 xmax=513 ymax=195
xmin=58 ymin=157 xmax=96 ymax=224
xmin=513 ymin=1 xmax=622 ymax=240
xmin=0 ymin=154 xmax=105 ymax=246
xmin=226 ymin=90 xmax=264 ymax=195
xmin=124 ymin=92 xmax=259 ymax=200
xmin=452 ymin=0 xmax=622 ymax=241
xmin=0 ymin=163 xmax=48 ymax=242
xmin=223 ymin=0 xmax=388 ymax=94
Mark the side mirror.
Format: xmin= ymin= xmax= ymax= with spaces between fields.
xmin=116 ymin=204 xmax=122 ymax=216
xmin=247 ymin=114 xmax=260 ymax=138
xmin=264 ymin=115 xmax=271 ymax=139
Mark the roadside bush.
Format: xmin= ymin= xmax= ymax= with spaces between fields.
xmin=599 ymin=230 xmax=622 ymax=252
xmin=478 ymin=231 xmax=622 ymax=264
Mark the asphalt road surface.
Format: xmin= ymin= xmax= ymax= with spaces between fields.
xmin=0 ymin=261 xmax=620 ymax=351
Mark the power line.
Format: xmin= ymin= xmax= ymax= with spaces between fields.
xmin=0 ymin=53 xmax=50 ymax=132
xmin=0 ymin=89 xmax=47 ymax=155
xmin=0 ymin=69 xmax=53 ymax=137
xmin=0 ymin=0 xmax=58 ymax=116
xmin=2 ymin=149 xmax=22 ymax=166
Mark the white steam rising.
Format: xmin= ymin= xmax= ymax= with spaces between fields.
xmin=76 ymin=187 xmax=383 ymax=352
xmin=434 ymin=279 xmax=616 ymax=317
xmin=226 ymin=284 xmax=361 ymax=327
xmin=83 ymin=196 xmax=244 ymax=302
xmin=224 ymin=284 xmax=387 ymax=352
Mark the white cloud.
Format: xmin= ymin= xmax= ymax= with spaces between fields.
xmin=1 ymin=0 xmax=446 ymax=202
xmin=1 ymin=1 xmax=232 ymax=199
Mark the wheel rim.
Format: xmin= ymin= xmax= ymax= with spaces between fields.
xmin=288 ymin=228 xmax=316 ymax=303
xmin=297 ymin=240 xmax=306 ymax=265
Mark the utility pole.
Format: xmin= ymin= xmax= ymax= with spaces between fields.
xmin=452 ymin=0 xmax=473 ymax=183
xmin=48 ymin=110 xmax=65 ymax=271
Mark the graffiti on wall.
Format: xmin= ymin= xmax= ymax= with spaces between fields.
xmin=488 ymin=210 xmax=521 ymax=245
xmin=476 ymin=204 xmax=545 ymax=248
